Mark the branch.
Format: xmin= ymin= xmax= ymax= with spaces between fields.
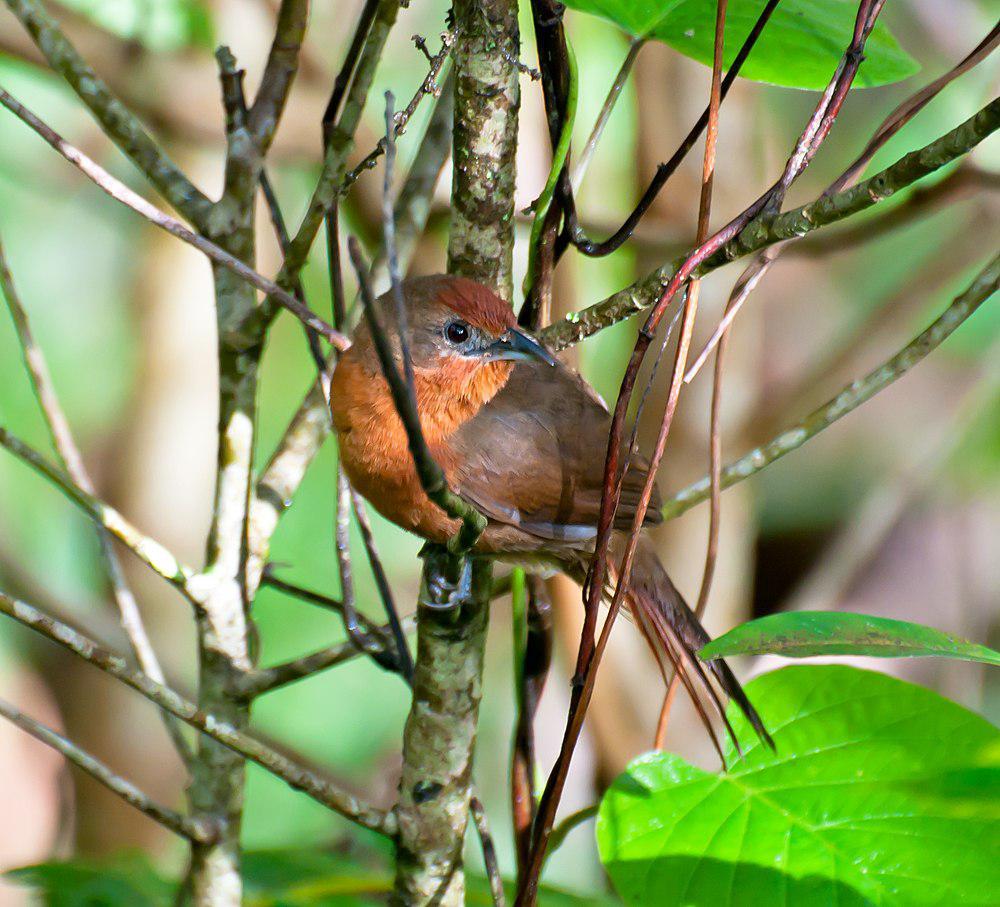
xmin=541 ymin=96 xmax=1000 ymax=351
xmin=0 ymin=86 xmax=350 ymax=350
xmin=661 ymin=252 xmax=1000 ymax=520
xmin=236 ymin=612 xmax=416 ymax=698
xmin=0 ymin=427 xmax=196 ymax=594
xmin=0 ymin=588 xmax=397 ymax=836
xmin=247 ymin=0 xmax=309 ymax=152
xmin=561 ymin=0 xmax=781 ymax=258
xmin=0 ymin=230 xmax=193 ymax=763
xmin=338 ymin=31 xmax=454 ymax=198
xmin=4 ymin=0 xmax=211 ymax=223
xmin=0 ymin=697 xmax=212 ymax=842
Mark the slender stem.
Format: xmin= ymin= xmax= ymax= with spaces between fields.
xmin=0 ymin=87 xmax=349 ymax=350
xmin=0 ymin=588 xmax=396 ymax=835
xmin=570 ymin=38 xmax=644 ymax=192
xmin=662 ymin=252 xmax=1000 ymax=521
xmin=0 ymin=697 xmax=212 ymax=842
xmin=0 ymin=427 xmax=196 ymax=594
xmin=237 ymin=614 xmax=415 ymax=698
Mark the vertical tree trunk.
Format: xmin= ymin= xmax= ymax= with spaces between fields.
xmin=393 ymin=0 xmax=520 ymax=902
xmin=394 ymin=560 xmax=493 ymax=906
xmin=446 ymin=0 xmax=521 ymax=300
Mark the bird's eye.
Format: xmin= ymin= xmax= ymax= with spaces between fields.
xmin=444 ymin=320 xmax=470 ymax=345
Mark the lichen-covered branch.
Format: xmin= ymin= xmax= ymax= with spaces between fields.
xmin=0 ymin=589 xmax=394 ymax=835
xmin=394 ymin=560 xmax=493 ymax=906
xmin=446 ymin=0 xmax=521 ymax=299
xmin=542 ymin=97 xmax=1000 ymax=350
xmin=662 ymin=251 xmax=1000 ymax=520
xmin=3 ymin=0 xmax=211 ymax=223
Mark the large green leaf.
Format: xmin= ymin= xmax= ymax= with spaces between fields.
xmin=564 ymin=0 xmax=919 ymax=89
xmin=700 ymin=611 xmax=1000 ymax=664
xmin=598 ymin=666 xmax=1000 ymax=905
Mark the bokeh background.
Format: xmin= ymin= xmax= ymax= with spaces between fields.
xmin=0 ymin=0 xmax=997 ymax=901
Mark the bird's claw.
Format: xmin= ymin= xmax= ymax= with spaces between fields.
xmin=419 ymin=546 xmax=473 ymax=611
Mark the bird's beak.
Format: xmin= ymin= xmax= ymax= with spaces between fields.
xmin=484 ymin=328 xmax=558 ymax=367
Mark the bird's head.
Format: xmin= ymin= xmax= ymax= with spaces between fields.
xmin=368 ymin=274 xmax=556 ymax=371
xmin=333 ymin=275 xmax=556 ymax=443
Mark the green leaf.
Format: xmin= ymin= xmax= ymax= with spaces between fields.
xmin=7 ymin=853 xmax=175 ymax=906
xmin=57 ymin=0 xmax=215 ymax=51
xmin=700 ymin=611 xmax=1000 ymax=664
xmin=598 ymin=665 xmax=1000 ymax=906
xmin=564 ymin=0 xmax=919 ymax=89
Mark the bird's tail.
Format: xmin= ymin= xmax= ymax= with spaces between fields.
xmin=612 ymin=536 xmax=773 ymax=753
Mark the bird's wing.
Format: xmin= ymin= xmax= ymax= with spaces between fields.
xmin=446 ymin=359 xmax=663 ymax=541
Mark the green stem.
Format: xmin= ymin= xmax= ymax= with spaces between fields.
xmin=523 ymin=36 xmax=578 ymax=300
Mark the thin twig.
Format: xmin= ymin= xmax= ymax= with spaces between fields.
xmin=0 ymin=231 xmax=193 ymax=764
xmin=570 ymin=37 xmax=644 ymax=192
xmin=0 ymin=697 xmax=212 ymax=842
xmin=0 ymin=588 xmax=397 ymax=835
xmin=684 ymin=19 xmax=1000 ymax=383
xmin=350 ymin=487 xmax=415 ymax=680
xmin=339 ymin=33 xmax=454 ymax=196
xmin=277 ymin=0 xmax=401 ymax=293
xmin=0 ymin=87 xmax=350 ymax=350
xmin=655 ymin=0 xmax=729 ymax=751
xmin=561 ymin=0 xmax=782 ymax=258
xmin=237 ymin=613 xmax=417 ymax=698
xmin=0 ymin=427 xmax=196 ymax=595
xmin=662 ymin=252 xmax=1000 ymax=521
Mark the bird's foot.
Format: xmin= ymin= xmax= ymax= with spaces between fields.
xmin=419 ymin=544 xmax=474 ymax=611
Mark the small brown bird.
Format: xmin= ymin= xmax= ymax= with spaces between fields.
xmin=331 ymin=274 xmax=766 ymax=742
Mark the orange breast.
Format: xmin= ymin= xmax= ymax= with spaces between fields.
xmin=330 ymin=349 xmax=511 ymax=544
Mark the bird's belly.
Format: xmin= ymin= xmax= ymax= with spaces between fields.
xmin=339 ymin=431 xmax=459 ymax=545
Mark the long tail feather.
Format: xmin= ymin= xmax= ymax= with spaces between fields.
xmin=623 ymin=537 xmax=774 ymax=750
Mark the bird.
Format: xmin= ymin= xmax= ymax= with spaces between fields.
xmin=330 ymin=274 xmax=769 ymax=747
